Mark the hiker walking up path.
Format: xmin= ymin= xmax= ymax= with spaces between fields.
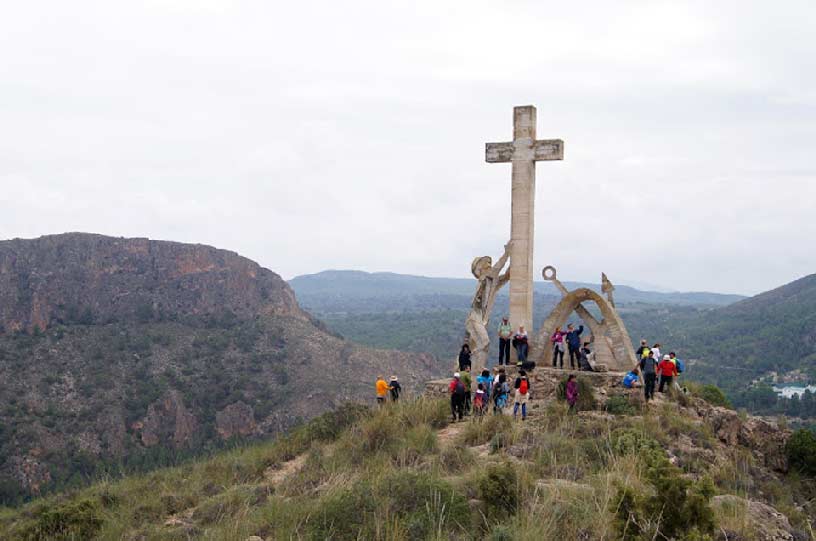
xmin=449 ymin=373 xmax=466 ymax=421
xmin=512 ymin=370 xmax=531 ymax=420
xmin=376 ymin=376 xmax=389 ymax=407
xmin=658 ymin=354 xmax=678 ymax=393
xmin=640 ymin=351 xmax=658 ymax=401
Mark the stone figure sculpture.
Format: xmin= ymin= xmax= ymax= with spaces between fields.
xmin=464 ymin=241 xmax=512 ymax=373
xmin=533 ymin=267 xmax=637 ymax=372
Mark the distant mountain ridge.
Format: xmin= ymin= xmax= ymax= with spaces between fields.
xmin=290 ymin=269 xmax=745 ymax=310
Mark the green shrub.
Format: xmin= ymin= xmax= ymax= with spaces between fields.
xmin=610 ymin=429 xmax=716 ymax=540
xmin=605 ymin=395 xmax=636 ymax=415
xmin=310 ymin=472 xmax=470 ymax=539
xmin=460 ymin=413 xmax=514 ymax=446
xmin=478 ymin=461 xmax=520 ymax=521
xmin=23 ymin=498 xmax=103 ymax=540
xmin=556 ymin=377 xmax=597 ymax=411
xmin=785 ymin=429 xmax=816 ymax=476
xmin=689 ymin=382 xmax=732 ymax=408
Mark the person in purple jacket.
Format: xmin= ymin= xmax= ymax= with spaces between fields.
xmin=566 ymin=374 xmax=579 ymax=412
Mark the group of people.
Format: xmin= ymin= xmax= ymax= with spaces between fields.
xmin=496 ymin=316 xmax=531 ymax=366
xmin=459 ymin=317 xmax=597 ymax=372
xmin=448 ymin=366 xmax=532 ymax=421
xmin=550 ymin=323 xmax=594 ymax=371
xmin=623 ymin=340 xmax=686 ymax=401
xmin=374 ymin=375 xmax=403 ymax=405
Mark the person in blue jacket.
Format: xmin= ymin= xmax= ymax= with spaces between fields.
xmin=566 ymin=323 xmax=584 ymax=370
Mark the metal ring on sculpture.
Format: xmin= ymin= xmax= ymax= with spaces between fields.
xmin=541 ymin=265 xmax=557 ymax=281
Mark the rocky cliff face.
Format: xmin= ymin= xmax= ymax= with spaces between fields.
xmin=0 ymin=233 xmax=441 ymax=501
xmin=0 ymin=233 xmax=303 ymax=333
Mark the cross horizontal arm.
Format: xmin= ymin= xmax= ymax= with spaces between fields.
xmin=485 ymin=139 xmax=564 ymax=163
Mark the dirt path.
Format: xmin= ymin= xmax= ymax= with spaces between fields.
xmin=264 ymin=453 xmax=307 ymax=485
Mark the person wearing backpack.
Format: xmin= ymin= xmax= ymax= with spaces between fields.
xmin=512 ymin=370 xmax=531 ymax=420
xmin=639 ymin=351 xmax=658 ymax=401
xmin=669 ymin=352 xmax=685 ymax=391
xmin=636 ymin=339 xmax=650 ymax=360
xmin=657 ymin=354 xmax=678 ymax=393
xmin=449 ymin=373 xmax=466 ymax=421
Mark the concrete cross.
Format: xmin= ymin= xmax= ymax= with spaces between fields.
xmin=485 ymin=105 xmax=564 ymax=332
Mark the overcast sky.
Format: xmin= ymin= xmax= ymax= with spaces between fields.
xmin=1 ymin=1 xmax=814 ymax=295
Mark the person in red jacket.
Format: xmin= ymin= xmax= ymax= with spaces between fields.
xmin=657 ymin=354 xmax=678 ymax=393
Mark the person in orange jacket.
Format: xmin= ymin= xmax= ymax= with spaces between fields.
xmin=657 ymin=355 xmax=678 ymax=393
xmin=375 ymin=376 xmax=389 ymax=406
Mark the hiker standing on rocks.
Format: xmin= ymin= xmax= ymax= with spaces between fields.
xmin=512 ymin=370 xmax=531 ymax=420
xmin=512 ymin=325 xmax=529 ymax=365
xmin=658 ymin=354 xmax=678 ymax=393
xmin=551 ymin=326 xmax=567 ymax=368
xmin=566 ymin=323 xmax=584 ymax=369
xmin=566 ymin=374 xmax=579 ymax=412
xmin=458 ymin=344 xmax=472 ymax=372
xmin=449 ymin=372 xmax=466 ymax=421
xmin=389 ymin=376 xmax=402 ymax=402
xmin=640 ymin=351 xmax=658 ymax=401
xmin=376 ymin=376 xmax=389 ymax=406
xmin=498 ymin=317 xmax=513 ymax=365
xmin=636 ymin=339 xmax=650 ymax=359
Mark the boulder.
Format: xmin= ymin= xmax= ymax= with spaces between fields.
xmin=712 ymin=495 xmax=794 ymax=541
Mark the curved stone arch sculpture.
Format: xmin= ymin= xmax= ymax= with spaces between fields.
xmin=532 ymin=269 xmax=637 ymax=372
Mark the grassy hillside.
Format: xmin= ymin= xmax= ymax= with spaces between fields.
xmin=1 ymin=392 xmax=813 ymax=540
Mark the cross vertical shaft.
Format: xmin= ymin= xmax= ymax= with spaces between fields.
xmin=486 ymin=105 xmax=564 ymax=334
xmin=510 ymin=106 xmax=536 ymax=332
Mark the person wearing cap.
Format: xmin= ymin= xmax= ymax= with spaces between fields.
xmin=497 ymin=316 xmax=513 ymax=365
xmin=448 ymin=372 xmax=466 ymax=421
xmin=639 ymin=351 xmax=659 ymax=401
xmin=657 ymin=354 xmax=678 ymax=393
xmin=388 ymin=376 xmax=402 ymax=402
xmin=375 ymin=376 xmax=389 ymax=406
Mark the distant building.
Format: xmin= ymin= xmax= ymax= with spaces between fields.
xmin=773 ymin=385 xmax=816 ymax=399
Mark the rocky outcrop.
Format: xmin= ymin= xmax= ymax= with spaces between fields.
xmin=0 ymin=233 xmax=304 ymax=333
xmin=696 ymin=404 xmax=791 ymax=472
xmin=712 ymin=495 xmax=795 ymax=541
xmin=140 ymin=391 xmax=198 ymax=448
xmin=216 ymin=402 xmax=257 ymax=439
xmin=0 ymin=233 xmax=441 ymax=498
